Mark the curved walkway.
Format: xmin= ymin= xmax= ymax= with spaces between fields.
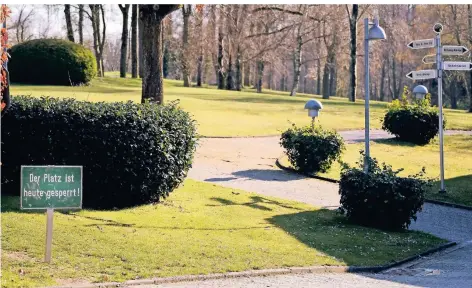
xmin=177 ymin=129 xmax=472 ymax=287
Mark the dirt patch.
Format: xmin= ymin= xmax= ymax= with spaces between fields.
xmin=3 ymin=251 xmax=34 ymax=262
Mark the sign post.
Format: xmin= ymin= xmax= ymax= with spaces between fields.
xmin=20 ymin=166 xmax=83 ymax=263
xmin=406 ymin=23 xmax=471 ymax=194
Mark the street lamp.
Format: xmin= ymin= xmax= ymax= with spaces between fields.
xmin=304 ymin=99 xmax=323 ymax=129
xmin=413 ymin=85 xmax=428 ymax=100
xmin=364 ymin=18 xmax=387 ymax=172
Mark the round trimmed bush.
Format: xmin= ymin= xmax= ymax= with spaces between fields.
xmin=9 ymin=39 xmax=97 ymax=85
xmin=1 ymin=96 xmax=198 ymax=209
xmin=338 ymin=154 xmax=428 ymax=231
xmin=280 ymin=124 xmax=344 ymax=174
xmin=382 ymin=92 xmax=445 ymax=145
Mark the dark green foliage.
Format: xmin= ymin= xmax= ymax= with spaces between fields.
xmin=280 ymin=124 xmax=345 ymax=174
xmin=338 ymin=152 xmax=428 ymax=231
xmin=382 ymin=87 xmax=445 ymax=145
xmin=2 ymin=96 xmax=198 ymax=209
xmin=9 ymin=39 xmax=97 ymax=85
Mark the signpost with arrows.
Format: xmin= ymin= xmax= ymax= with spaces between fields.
xmin=406 ymin=23 xmax=471 ymax=194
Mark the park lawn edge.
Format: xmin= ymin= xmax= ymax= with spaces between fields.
xmin=276 ymin=134 xmax=472 ymax=208
xmin=1 ymin=179 xmax=446 ymax=287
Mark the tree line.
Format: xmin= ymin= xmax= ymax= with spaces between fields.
xmin=7 ymin=4 xmax=472 ymax=111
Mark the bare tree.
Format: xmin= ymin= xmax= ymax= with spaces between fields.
xmin=11 ymin=5 xmax=35 ymax=43
xmin=118 ymin=4 xmax=130 ymax=78
xmin=89 ymin=5 xmax=106 ymax=77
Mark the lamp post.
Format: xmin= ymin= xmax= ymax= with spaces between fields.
xmin=304 ymin=99 xmax=323 ymax=129
xmin=364 ymin=18 xmax=387 ymax=172
xmin=412 ymin=85 xmax=428 ymax=100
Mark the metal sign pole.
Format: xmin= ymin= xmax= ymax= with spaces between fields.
xmin=45 ymin=208 xmax=54 ymax=263
xmin=436 ymin=32 xmax=446 ymax=193
xmin=364 ymin=18 xmax=370 ymax=173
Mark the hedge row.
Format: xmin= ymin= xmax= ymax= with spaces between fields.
xmin=2 ymin=96 xmax=198 ymax=209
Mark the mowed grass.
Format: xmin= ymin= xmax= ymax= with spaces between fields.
xmin=10 ymin=74 xmax=472 ymax=136
xmin=280 ymin=134 xmax=472 ymax=206
xmin=2 ymin=180 xmax=445 ymax=287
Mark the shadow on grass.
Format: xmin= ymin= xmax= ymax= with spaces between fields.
xmin=429 ymin=174 xmax=472 ymax=207
xmin=207 ymin=196 xmax=303 ymax=212
xmin=1 ymin=196 xmax=43 ymax=213
xmin=372 ymin=138 xmax=418 ymax=147
xmin=267 ymin=209 xmax=441 ymax=267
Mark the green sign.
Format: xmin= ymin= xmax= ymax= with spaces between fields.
xmin=21 ymin=166 xmax=83 ymax=210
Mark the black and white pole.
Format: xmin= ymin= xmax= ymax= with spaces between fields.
xmin=434 ymin=24 xmax=446 ymax=193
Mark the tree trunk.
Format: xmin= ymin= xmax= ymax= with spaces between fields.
xmin=235 ymin=46 xmax=242 ymax=91
xmin=119 ymin=5 xmax=130 ymax=78
xmin=89 ymin=5 xmax=104 ymax=77
xmin=140 ymin=5 xmax=180 ymax=104
xmin=244 ymin=60 xmax=250 ymax=87
xmin=322 ymin=59 xmax=330 ymax=99
xmin=182 ymin=5 xmax=191 ymax=87
xmin=131 ymin=4 xmax=138 ymax=78
xmin=217 ymin=23 xmax=225 ymax=89
xmin=256 ymin=60 xmax=264 ymax=93
xmin=138 ymin=7 xmax=144 ymax=78
xmin=64 ymin=5 xmax=75 ymax=42
xmin=348 ymin=4 xmax=358 ymax=102
xmin=450 ymin=79 xmax=458 ymax=109
xmin=78 ymin=5 xmax=84 ymax=45
xmin=330 ymin=63 xmax=337 ymax=96
xmin=196 ymin=8 xmax=204 ymax=87
xmin=290 ymin=34 xmax=302 ymax=96
xmin=226 ymin=55 xmax=234 ymax=90
xmin=380 ymin=61 xmax=386 ymax=101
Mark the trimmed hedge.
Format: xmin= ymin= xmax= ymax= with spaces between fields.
xmin=382 ymin=88 xmax=445 ymax=145
xmin=338 ymin=153 xmax=428 ymax=231
xmin=9 ymin=39 xmax=97 ymax=85
xmin=280 ymin=124 xmax=345 ymax=174
xmin=1 ymin=96 xmax=198 ymax=209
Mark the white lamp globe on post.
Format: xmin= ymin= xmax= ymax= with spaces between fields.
xmin=304 ymin=99 xmax=323 ymax=129
xmin=413 ymin=85 xmax=428 ymax=100
xmin=364 ymin=18 xmax=387 ymax=173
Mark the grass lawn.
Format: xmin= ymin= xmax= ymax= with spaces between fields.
xmin=2 ymin=180 xmax=445 ymax=287
xmin=280 ymin=134 xmax=472 ymax=207
xmin=10 ymin=74 xmax=472 ymax=137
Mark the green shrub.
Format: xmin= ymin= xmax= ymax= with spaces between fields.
xmin=9 ymin=39 xmax=97 ymax=85
xmin=338 ymin=152 xmax=429 ymax=231
xmin=382 ymin=86 xmax=445 ymax=145
xmin=2 ymin=96 xmax=198 ymax=209
xmin=280 ymin=124 xmax=345 ymax=174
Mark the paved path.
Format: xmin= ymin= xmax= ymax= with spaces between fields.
xmin=136 ymin=130 xmax=472 ymax=287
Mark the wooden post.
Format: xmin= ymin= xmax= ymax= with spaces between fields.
xmin=45 ymin=208 xmax=54 ymax=263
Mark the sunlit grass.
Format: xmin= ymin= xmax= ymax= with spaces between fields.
xmin=11 ymin=74 xmax=472 ymax=136
xmin=280 ymin=134 xmax=472 ymax=206
xmin=1 ymin=180 xmax=445 ymax=287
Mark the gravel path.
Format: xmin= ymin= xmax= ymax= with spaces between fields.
xmin=134 ymin=129 xmax=472 ymax=288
